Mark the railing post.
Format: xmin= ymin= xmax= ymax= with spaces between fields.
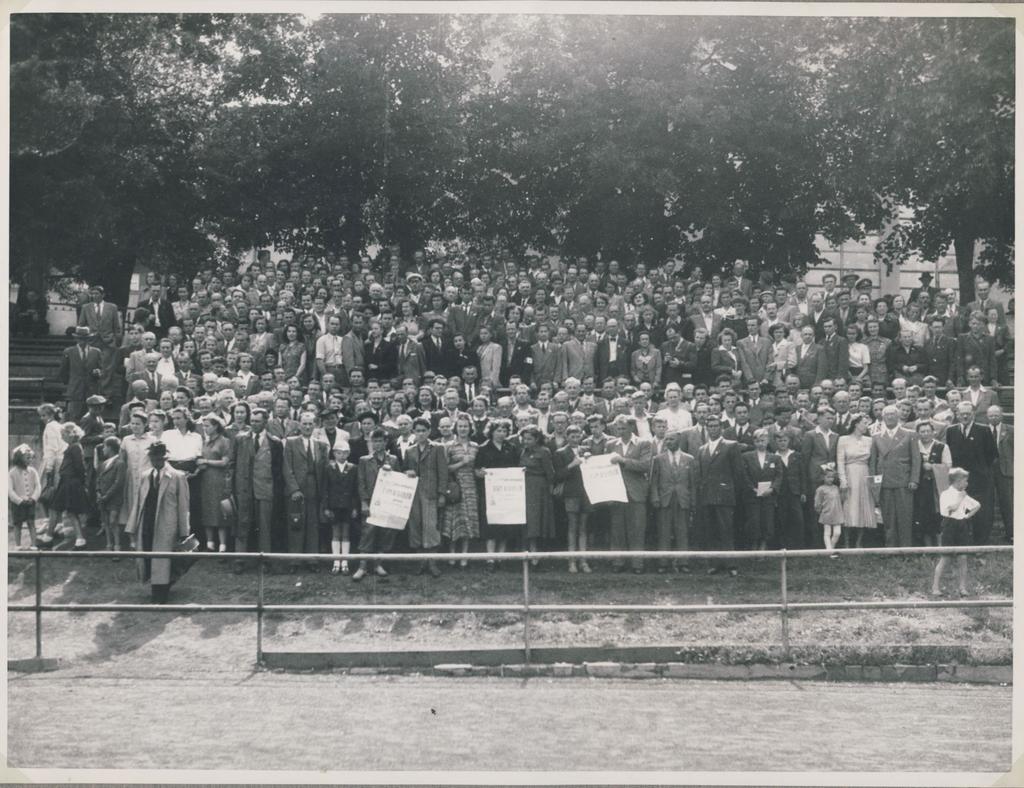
xmin=780 ymin=550 xmax=790 ymax=660
xmin=256 ymin=555 xmax=264 ymax=665
xmin=34 ymin=550 xmax=43 ymax=659
xmin=522 ymin=554 xmax=531 ymax=666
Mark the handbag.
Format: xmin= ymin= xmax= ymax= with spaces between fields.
xmin=38 ymin=469 xmax=56 ymax=508
xmin=444 ymin=479 xmax=462 ymax=505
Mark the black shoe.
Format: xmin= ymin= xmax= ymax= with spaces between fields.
xmin=428 ymin=561 xmax=442 ymax=578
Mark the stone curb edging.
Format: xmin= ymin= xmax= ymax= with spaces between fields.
xmin=419 ymin=662 xmax=1012 ymax=684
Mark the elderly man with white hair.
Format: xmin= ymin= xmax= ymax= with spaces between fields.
xmin=868 ymin=403 xmax=921 ymax=547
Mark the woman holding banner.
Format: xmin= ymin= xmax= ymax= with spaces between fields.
xmin=474 ymin=418 xmax=519 ymax=570
xmin=519 ymin=425 xmax=556 ymax=564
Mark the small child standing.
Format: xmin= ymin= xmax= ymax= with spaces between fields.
xmin=932 ymin=467 xmax=981 ymax=598
xmin=95 ymin=436 xmax=126 ymax=553
xmin=323 ymin=442 xmax=359 ymax=575
xmin=8 ymin=444 xmax=41 ymax=549
xmin=814 ymin=463 xmax=844 ymax=557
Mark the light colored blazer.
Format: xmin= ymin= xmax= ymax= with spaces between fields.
xmin=125 ymin=465 xmax=190 ymax=586
xmin=649 ymin=451 xmax=697 ymax=509
xmin=868 ymin=427 xmax=922 ymax=489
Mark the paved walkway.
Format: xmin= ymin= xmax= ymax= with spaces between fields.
xmin=6 ymin=674 xmax=1011 ymax=774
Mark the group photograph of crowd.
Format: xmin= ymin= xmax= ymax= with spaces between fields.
xmin=20 ymin=251 xmax=1014 ymax=601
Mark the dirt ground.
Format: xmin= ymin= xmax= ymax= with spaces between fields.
xmin=6 ymin=675 xmax=1012 ymax=772
xmin=6 ymin=541 xmax=1012 ymax=677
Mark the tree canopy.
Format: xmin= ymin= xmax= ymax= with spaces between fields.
xmin=10 ymin=13 xmax=1014 ymax=303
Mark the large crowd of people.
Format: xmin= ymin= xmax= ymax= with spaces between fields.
xmin=10 ymin=249 xmax=1014 ymax=602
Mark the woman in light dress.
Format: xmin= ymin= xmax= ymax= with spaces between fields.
xmin=836 ymin=414 xmax=877 ymax=548
xmin=118 ymin=411 xmax=156 ymax=528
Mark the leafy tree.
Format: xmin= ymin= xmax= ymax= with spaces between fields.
xmin=203 ymin=14 xmax=491 ymax=260
xmin=11 ymin=14 xmax=224 ymax=304
xmin=814 ymin=17 xmax=1014 ymax=300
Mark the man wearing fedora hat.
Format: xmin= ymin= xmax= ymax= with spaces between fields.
xmin=59 ymin=326 xmax=103 ymax=420
xmin=125 ymin=441 xmax=191 ymax=604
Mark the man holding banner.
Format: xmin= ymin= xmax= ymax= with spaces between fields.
xmin=353 ymin=428 xmax=401 ymax=581
xmin=400 ymin=417 xmax=450 ymax=577
xmin=608 ymin=415 xmax=654 ymax=574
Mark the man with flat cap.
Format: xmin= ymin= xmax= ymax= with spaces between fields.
xmin=125 ymin=441 xmax=191 ymax=604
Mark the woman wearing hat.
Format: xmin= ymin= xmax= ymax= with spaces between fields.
xmin=125 ymin=441 xmax=191 ymax=604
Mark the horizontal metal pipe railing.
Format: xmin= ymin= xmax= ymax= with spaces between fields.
xmin=7 ymin=546 xmax=1013 ymax=561
xmin=9 ymin=544 xmax=1012 ymax=666
xmin=8 ymin=599 xmax=1010 ymax=615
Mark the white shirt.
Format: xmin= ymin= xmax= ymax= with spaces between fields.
xmin=163 ymin=430 xmax=203 ymax=461
xmin=655 ymin=406 xmax=693 ymax=432
xmin=756 ymin=451 xmax=768 ymax=468
xmin=155 ymin=356 xmax=177 ymax=380
xmin=706 ymin=437 xmax=722 ymax=454
xmin=778 ymin=449 xmax=792 ymax=466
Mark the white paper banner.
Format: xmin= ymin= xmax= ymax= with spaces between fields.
xmin=581 ymin=454 xmax=628 ymax=504
xmin=366 ymin=469 xmax=418 ymax=530
xmin=484 ymin=467 xmax=526 ymax=525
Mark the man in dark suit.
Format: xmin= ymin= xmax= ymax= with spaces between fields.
xmin=956 ymin=314 xmax=999 ymax=386
xmin=740 ymin=429 xmax=784 ymax=551
xmin=695 ymin=415 xmax=744 ymax=574
xmin=887 ymin=329 xmax=928 ymax=386
xmin=594 ymin=319 xmax=630 ymax=384
xmin=987 ymin=405 xmax=1013 ymax=544
xmin=773 ymin=430 xmax=808 ymax=549
xmin=137 ymin=288 xmax=177 ymax=339
xmin=723 ymin=404 xmax=756 ymax=452
xmin=423 ymin=319 xmax=455 ymax=378
xmin=608 ymin=415 xmax=655 ymax=573
xmin=922 ymin=320 xmax=957 ymax=389
xmin=282 ymin=412 xmax=329 ymax=561
xmin=818 ymin=317 xmax=849 ymax=382
xmin=802 ymin=407 xmax=838 ymax=547
xmin=230 ymin=407 xmax=285 ymax=567
xmin=59 ymin=326 xmax=103 ymax=419
xmin=688 ymin=296 xmax=722 ymax=345
xmin=946 ymin=402 xmax=999 ymax=545
xmin=500 ymin=321 xmax=533 ymax=386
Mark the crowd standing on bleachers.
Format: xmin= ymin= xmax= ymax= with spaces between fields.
xmin=10 ymin=250 xmax=1014 ymax=601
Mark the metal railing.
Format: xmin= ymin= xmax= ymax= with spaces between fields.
xmin=7 ymin=546 xmax=1013 ymax=666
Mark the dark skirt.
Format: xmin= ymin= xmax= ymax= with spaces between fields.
xmin=55 ymin=476 xmax=89 ymax=515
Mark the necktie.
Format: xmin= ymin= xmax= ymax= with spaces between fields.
xmin=305 ymin=439 xmax=312 ymax=461
xmin=151 ymin=469 xmax=159 ymax=489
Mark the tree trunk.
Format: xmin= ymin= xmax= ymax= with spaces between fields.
xmin=953 ymin=233 xmax=976 ymax=306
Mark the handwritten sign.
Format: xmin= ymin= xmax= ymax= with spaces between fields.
xmin=366 ymin=469 xmax=418 ymax=530
xmin=484 ymin=467 xmax=526 ymax=524
xmin=581 ymin=454 xmax=628 ymax=504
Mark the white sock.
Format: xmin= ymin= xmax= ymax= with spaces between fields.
xmin=331 ymin=539 xmax=341 ymax=557
xmin=341 ymin=539 xmax=350 ymax=556
xmin=219 ymin=544 xmax=227 ymax=552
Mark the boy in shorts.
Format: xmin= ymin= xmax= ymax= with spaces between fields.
xmin=931 ymin=467 xmax=981 ymax=597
